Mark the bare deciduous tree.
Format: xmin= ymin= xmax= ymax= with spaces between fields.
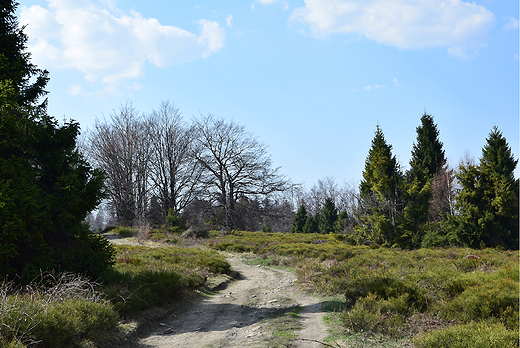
xmin=148 ymin=101 xmax=203 ymax=222
xmin=87 ymin=103 xmax=153 ymax=226
xmin=192 ymin=114 xmax=290 ymax=230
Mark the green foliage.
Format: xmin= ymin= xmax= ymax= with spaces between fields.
xmin=409 ymin=113 xmax=445 ymax=185
xmin=319 ymin=198 xmax=338 ymax=234
xmin=166 ymin=208 xmax=184 ymax=233
xmin=443 ymin=276 xmax=518 ymax=328
xmin=0 ymin=273 xmax=118 ymax=348
xmin=208 ymin=231 xmax=519 ymax=346
xmin=453 ymin=127 xmax=519 ymax=249
xmin=291 ymin=204 xmax=307 ymax=233
xmin=112 ymin=226 xmax=138 ymax=238
xmin=414 ymin=322 xmax=519 ymax=348
xmin=358 ymin=125 xmax=403 ymax=246
xmin=101 ymin=245 xmax=232 ymax=316
xmin=344 ymin=277 xmax=426 ymax=313
xmin=0 ymin=0 xmax=49 ymax=110
xmin=303 ymin=214 xmax=319 ymax=234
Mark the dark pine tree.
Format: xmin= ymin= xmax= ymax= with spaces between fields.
xmin=319 ymin=198 xmax=337 ymax=234
xmin=453 ymin=127 xmax=518 ymax=249
xmin=0 ymin=1 xmax=112 ymax=281
xmin=403 ymin=113 xmax=446 ymax=247
xmin=0 ymin=0 xmax=49 ymax=109
xmin=358 ymin=125 xmax=403 ymax=245
xmin=291 ymin=204 xmax=307 ymax=233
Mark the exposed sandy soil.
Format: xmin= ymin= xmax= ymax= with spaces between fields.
xmin=136 ymin=256 xmax=330 ymax=348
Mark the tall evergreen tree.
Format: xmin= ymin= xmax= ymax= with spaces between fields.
xmin=0 ymin=1 xmax=112 ymax=281
xmin=403 ymin=113 xmax=446 ymax=247
xmin=291 ymin=204 xmax=307 ymax=233
xmin=358 ymin=125 xmax=403 ymax=245
xmin=303 ymin=214 xmax=319 ymax=234
xmin=319 ymin=198 xmax=337 ymax=234
xmin=409 ymin=113 xmax=445 ymax=183
xmin=453 ymin=127 xmax=518 ymax=249
xmin=0 ymin=0 xmax=49 ymax=109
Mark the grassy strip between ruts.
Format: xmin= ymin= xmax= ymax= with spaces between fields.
xmin=0 ymin=243 xmax=234 ymax=348
xmin=209 ymin=231 xmax=519 ymax=347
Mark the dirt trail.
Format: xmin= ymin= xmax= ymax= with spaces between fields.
xmin=137 ymin=256 xmax=329 ymax=348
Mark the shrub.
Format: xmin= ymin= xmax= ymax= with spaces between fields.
xmin=443 ymin=277 xmax=519 ymax=328
xmin=344 ymin=276 xmax=426 ymax=313
xmin=414 ymin=322 xmax=519 ymax=348
xmin=0 ymin=273 xmax=117 ymax=348
xmin=112 ymin=226 xmax=138 ymax=238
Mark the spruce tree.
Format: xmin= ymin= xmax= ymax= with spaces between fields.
xmin=319 ymin=198 xmax=337 ymax=234
xmin=291 ymin=204 xmax=307 ymax=233
xmin=303 ymin=214 xmax=319 ymax=234
xmin=404 ymin=113 xmax=446 ymax=247
xmin=0 ymin=1 xmax=112 ymax=281
xmin=358 ymin=125 xmax=402 ymax=245
xmin=0 ymin=0 xmax=49 ymax=109
xmin=454 ymin=127 xmax=518 ymax=249
xmin=409 ymin=113 xmax=445 ymax=183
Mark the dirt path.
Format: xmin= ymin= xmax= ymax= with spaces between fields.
xmin=137 ymin=256 xmax=329 ymax=348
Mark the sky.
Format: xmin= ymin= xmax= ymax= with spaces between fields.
xmin=18 ymin=0 xmax=519 ymax=187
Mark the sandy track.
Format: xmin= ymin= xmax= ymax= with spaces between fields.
xmin=137 ymin=256 xmax=329 ymax=348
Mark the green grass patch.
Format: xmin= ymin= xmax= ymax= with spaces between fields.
xmin=206 ymin=231 xmax=519 ymax=345
xmin=414 ymin=322 xmax=519 ymax=348
xmin=100 ymin=245 xmax=233 ymax=317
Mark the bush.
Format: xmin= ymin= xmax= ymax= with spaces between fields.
xmin=0 ymin=273 xmax=118 ymax=348
xmin=112 ymin=226 xmax=138 ymax=238
xmin=443 ymin=277 xmax=519 ymax=328
xmin=344 ymin=276 xmax=426 ymax=313
xmin=414 ymin=322 xmax=519 ymax=348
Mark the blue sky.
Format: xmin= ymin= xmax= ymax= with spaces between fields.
xmin=18 ymin=0 xmax=519 ymax=186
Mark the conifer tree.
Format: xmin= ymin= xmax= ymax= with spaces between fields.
xmin=358 ymin=125 xmax=402 ymax=245
xmin=403 ymin=113 xmax=446 ymax=247
xmin=0 ymin=0 xmax=49 ymax=109
xmin=291 ymin=204 xmax=307 ymax=233
xmin=453 ymin=127 xmax=518 ymax=249
xmin=0 ymin=1 xmax=112 ymax=281
xmin=319 ymin=198 xmax=337 ymax=234
xmin=303 ymin=214 xmax=319 ymax=234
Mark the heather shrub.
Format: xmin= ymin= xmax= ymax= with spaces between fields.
xmin=414 ymin=322 xmax=519 ymax=348
xmin=0 ymin=273 xmax=117 ymax=348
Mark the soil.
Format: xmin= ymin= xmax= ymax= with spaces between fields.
xmin=137 ymin=256 xmax=329 ymax=348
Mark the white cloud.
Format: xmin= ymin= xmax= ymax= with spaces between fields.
xmin=393 ymin=78 xmax=400 ymax=87
xmin=504 ymin=17 xmax=519 ymax=31
xmin=20 ymin=0 xmax=226 ymax=93
xmin=256 ymin=0 xmax=289 ymax=10
xmin=226 ymin=15 xmax=234 ymax=27
xmin=290 ymin=0 xmax=495 ymax=58
xmin=68 ymin=84 xmax=83 ymax=95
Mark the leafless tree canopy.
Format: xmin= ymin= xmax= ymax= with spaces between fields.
xmin=192 ymin=114 xmax=290 ymax=230
xmin=85 ymin=105 xmax=292 ymax=230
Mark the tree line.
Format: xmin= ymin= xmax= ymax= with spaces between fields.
xmin=84 ymin=102 xmax=292 ymax=233
xmin=290 ymin=115 xmax=518 ymax=250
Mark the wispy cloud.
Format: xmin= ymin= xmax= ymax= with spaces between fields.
xmin=364 ymin=84 xmax=387 ymax=91
xmin=20 ymin=0 xmax=226 ymax=94
xmin=226 ymin=15 xmax=234 ymax=27
xmin=504 ymin=17 xmax=519 ymax=31
xmin=290 ymin=0 xmax=494 ymax=58
xmin=393 ymin=78 xmax=400 ymax=87
xmin=256 ymin=0 xmax=289 ymax=10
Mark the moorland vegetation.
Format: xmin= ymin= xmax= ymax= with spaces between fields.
xmin=0 ymin=1 xmax=518 ymax=347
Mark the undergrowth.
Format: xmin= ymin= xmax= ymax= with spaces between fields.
xmin=208 ymin=231 xmax=519 ymax=346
